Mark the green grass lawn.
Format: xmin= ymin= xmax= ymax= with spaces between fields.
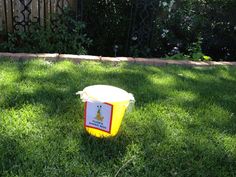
xmin=0 ymin=58 xmax=236 ymax=177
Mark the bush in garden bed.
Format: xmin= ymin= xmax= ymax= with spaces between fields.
xmin=0 ymin=9 xmax=92 ymax=55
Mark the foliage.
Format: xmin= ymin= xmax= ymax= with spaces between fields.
xmin=0 ymin=0 xmax=235 ymax=60
xmin=164 ymin=37 xmax=212 ymax=61
xmin=0 ymin=59 xmax=236 ymax=176
xmin=152 ymin=0 xmax=236 ymax=60
xmin=83 ymin=0 xmax=236 ymax=60
xmin=0 ymin=9 xmax=92 ymax=54
xmin=83 ymin=0 xmax=132 ymax=56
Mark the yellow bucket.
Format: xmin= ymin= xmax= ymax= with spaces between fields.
xmin=77 ymin=85 xmax=135 ymax=138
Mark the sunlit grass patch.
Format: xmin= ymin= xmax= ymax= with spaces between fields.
xmin=0 ymin=59 xmax=236 ymax=176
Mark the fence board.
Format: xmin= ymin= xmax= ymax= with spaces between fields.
xmin=2 ymin=0 xmax=7 ymax=32
xmin=0 ymin=0 xmax=3 ymax=31
xmin=31 ymin=0 xmax=38 ymax=23
xmin=52 ymin=0 xmax=56 ymax=15
xmin=68 ymin=0 xmax=76 ymax=11
xmin=39 ymin=0 xmax=43 ymax=22
xmin=6 ymin=0 xmax=13 ymax=32
xmin=44 ymin=0 xmax=51 ymax=27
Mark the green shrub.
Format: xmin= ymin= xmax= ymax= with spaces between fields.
xmin=0 ymin=9 xmax=92 ymax=54
xmin=152 ymin=0 xmax=236 ymax=60
xmin=83 ymin=0 xmax=132 ymax=56
xmin=81 ymin=0 xmax=235 ymax=60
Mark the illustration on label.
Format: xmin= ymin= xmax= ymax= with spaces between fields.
xmin=96 ymin=105 xmax=104 ymax=122
xmin=84 ymin=102 xmax=113 ymax=133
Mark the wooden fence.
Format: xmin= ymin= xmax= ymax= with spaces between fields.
xmin=0 ymin=0 xmax=78 ymax=32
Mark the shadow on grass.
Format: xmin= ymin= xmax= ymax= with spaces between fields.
xmin=1 ymin=61 xmax=81 ymax=117
xmin=0 ymin=135 xmax=24 ymax=174
xmin=0 ymin=60 xmax=236 ymax=176
xmin=163 ymin=67 xmax=236 ymax=135
xmin=1 ymin=60 xmax=169 ymax=115
xmin=79 ymin=132 xmax=130 ymax=161
xmin=77 ymin=116 xmax=167 ymax=176
xmin=143 ymin=131 xmax=236 ymax=177
xmin=0 ymin=60 xmax=168 ymax=175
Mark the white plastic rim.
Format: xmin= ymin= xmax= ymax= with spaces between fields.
xmin=77 ymin=85 xmax=135 ymax=103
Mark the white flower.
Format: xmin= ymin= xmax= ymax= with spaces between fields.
xmin=162 ymin=2 xmax=168 ymax=7
xmin=173 ymin=47 xmax=178 ymax=50
xmin=132 ymin=36 xmax=138 ymax=41
xmin=161 ymin=33 xmax=166 ymax=38
xmin=163 ymin=29 xmax=169 ymax=33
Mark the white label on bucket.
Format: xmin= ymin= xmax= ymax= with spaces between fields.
xmin=84 ymin=102 xmax=113 ymax=133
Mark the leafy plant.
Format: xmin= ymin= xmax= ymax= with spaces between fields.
xmin=188 ymin=37 xmax=204 ymax=61
xmin=0 ymin=9 xmax=92 ymax=54
xmin=165 ymin=36 xmax=213 ymax=61
xmin=152 ymin=0 xmax=235 ymax=60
